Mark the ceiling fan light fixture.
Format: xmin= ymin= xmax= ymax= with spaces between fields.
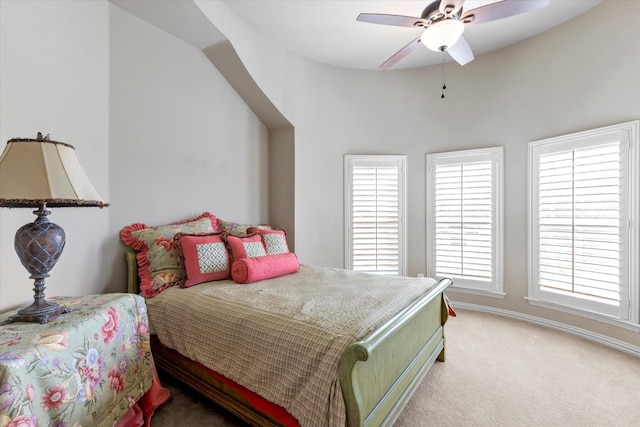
xmin=421 ymin=19 xmax=464 ymax=52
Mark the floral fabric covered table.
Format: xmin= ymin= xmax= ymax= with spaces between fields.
xmin=0 ymin=294 xmax=153 ymax=427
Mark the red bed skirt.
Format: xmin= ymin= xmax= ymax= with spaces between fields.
xmin=199 ymin=362 xmax=300 ymax=427
xmin=117 ymin=354 xmax=300 ymax=427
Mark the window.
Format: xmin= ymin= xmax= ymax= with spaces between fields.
xmin=426 ymin=147 xmax=504 ymax=295
xmin=528 ymin=121 xmax=639 ymax=329
xmin=344 ymin=155 xmax=406 ymax=276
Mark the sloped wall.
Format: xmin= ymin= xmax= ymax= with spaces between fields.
xmin=107 ymin=4 xmax=270 ymax=287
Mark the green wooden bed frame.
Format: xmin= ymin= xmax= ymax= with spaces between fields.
xmin=126 ymin=250 xmax=452 ymax=427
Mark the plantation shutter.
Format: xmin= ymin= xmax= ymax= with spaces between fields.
xmin=434 ymin=161 xmax=493 ymax=281
xmin=529 ymin=120 xmax=639 ymax=326
xmin=426 ymin=147 xmax=503 ymax=293
xmin=538 ymin=143 xmax=622 ymax=305
xmin=345 ymin=156 xmax=405 ymax=276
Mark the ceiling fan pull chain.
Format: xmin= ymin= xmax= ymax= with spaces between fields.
xmin=441 ymin=49 xmax=446 ymax=99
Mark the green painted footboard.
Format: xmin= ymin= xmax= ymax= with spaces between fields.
xmin=339 ymin=277 xmax=453 ymax=427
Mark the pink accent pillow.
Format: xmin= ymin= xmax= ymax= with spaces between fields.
xmin=175 ymin=233 xmax=230 ymax=287
xmin=225 ymin=234 xmax=267 ymax=260
xmin=248 ymin=228 xmax=289 ymax=255
xmin=231 ymin=253 xmax=300 ymax=284
xmin=120 ymin=212 xmax=219 ymax=297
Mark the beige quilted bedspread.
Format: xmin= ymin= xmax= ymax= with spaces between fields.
xmin=145 ymin=265 xmax=437 ymax=427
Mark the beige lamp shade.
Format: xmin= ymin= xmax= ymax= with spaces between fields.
xmin=0 ymin=133 xmax=108 ymax=324
xmin=0 ymin=133 xmax=108 ymax=208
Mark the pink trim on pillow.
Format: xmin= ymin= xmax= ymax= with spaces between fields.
xmin=231 ymin=253 xmax=300 ymax=284
xmin=176 ymin=233 xmax=230 ymax=287
xmin=120 ymin=223 xmax=148 ymax=251
xmin=225 ymin=234 xmax=266 ymax=260
xmin=120 ymin=212 xmax=219 ymax=298
xmin=135 ymin=250 xmax=158 ymax=297
xmin=120 ymin=212 xmax=218 ymax=248
xmin=248 ymin=228 xmax=290 ymax=255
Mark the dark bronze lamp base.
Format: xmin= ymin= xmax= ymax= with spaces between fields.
xmin=2 ymin=299 xmax=70 ymax=325
xmin=2 ymin=202 xmax=70 ymax=325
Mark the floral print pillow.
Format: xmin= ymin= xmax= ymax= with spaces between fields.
xmin=217 ymin=219 xmax=272 ymax=237
xmin=120 ymin=212 xmax=218 ymax=297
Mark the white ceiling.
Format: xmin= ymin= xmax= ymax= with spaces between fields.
xmin=222 ymin=0 xmax=603 ymax=70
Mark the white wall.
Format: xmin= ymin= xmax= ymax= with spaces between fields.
xmin=106 ymin=5 xmax=270 ymax=289
xmin=1 ymin=0 xmax=637 ymax=348
xmin=0 ymin=0 xmax=110 ymax=310
xmin=0 ymin=1 xmax=270 ymax=310
xmin=282 ymin=2 xmax=639 ymax=345
xmin=194 ymin=0 xmax=287 ymax=116
xmin=192 ymin=0 xmax=639 ymax=346
xmin=269 ymin=127 xmax=295 ymax=248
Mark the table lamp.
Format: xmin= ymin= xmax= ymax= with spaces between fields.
xmin=0 ymin=132 xmax=108 ymax=324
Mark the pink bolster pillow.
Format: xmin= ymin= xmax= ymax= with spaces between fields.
xmin=231 ymin=253 xmax=300 ymax=284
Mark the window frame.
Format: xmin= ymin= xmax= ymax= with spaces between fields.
xmin=528 ymin=120 xmax=639 ymax=330
xmin=344 ymin=155 xmax=407 ymax=276
xmin=426 ymin=147 xmax=504 ymax=296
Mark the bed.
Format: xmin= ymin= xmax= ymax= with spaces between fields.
xmin=125 ymin=250 xmax=452 ymax=427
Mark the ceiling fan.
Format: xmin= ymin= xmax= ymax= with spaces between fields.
xmin=357 ymin=0 xmax=549 ymax=69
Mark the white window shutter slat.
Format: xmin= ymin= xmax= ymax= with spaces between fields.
xmin=434 ymin=160 xmax=493 ymax=281
xmin=345 ymin=156 xmax=406 ymax=276
xmin=537 ymin=143 xmax=622 ymax=305
xmin=529 ymin=120 xmax=640 ymax=327
xmin=427 ymin=147 xmax=503 ymax=294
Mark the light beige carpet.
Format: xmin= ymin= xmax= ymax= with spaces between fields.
xmin=150 ymin=308 xmax=640 ymax=426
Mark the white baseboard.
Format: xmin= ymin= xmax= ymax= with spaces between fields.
xmin=451 ymin=301 xmax=640 ymax=358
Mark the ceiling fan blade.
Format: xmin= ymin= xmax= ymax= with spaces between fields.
xmin=447 ymin=36 xmax=474 ymax=65
xmin=379 ymin=36 xmax=423 ymax=70
xmin=461 ymin=0 xmax=549 ymax=26
xmin=439 ymin=0 xmax=465 ymax=16
xmin=357 ymin=13 xmax=427 ymax=28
